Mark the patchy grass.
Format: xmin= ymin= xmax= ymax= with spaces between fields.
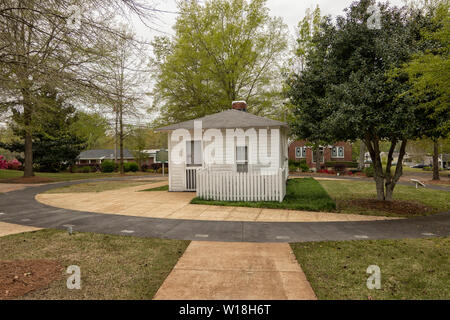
xmin=140 ymin=185 xmax=169 ymax=192
xmin=0 ymin=169 xmax=156 ymax=183
xmin=319 ymin=179 xmax=450 ymax=217
xmin=0 ymin=229 xmax=189 ymax=299
xmin=291 ymin=238 xmax=450 ymax=300
xmin=44 ymin=180 xmax=163 ymax=194
xmin=191 ymin=178 xmax=336 ymax=211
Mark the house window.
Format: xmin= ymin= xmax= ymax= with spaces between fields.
xmin=312 ymin=147 xmax=324 ymax=163
xmin=236 ymin=146 xmax=248 ymax=173
xmin=295 ymin=146 xmax=306 ymax=158
xmin=186 ymin=140 xmax=202 ymax=166
xmin=332 ymin=146 xmax=344 ymax=158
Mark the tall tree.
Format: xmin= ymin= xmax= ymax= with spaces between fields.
xmin=286 ymin=8 xmax=334 ymax=171
xmin=289 ymin=0 xmax=430 ymax=200
xmin=150 ymin=0 xmax=288 ymax=124
xmin=394 ymin=0 xmax=450 ymax=179
xmin=1 ymin=86 xmax=87 ymax=172
xmin=96 ymin=28 xmax=150 ymax=174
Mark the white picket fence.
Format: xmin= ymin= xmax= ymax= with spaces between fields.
xmin=196 ymin=168 xmax=286 ymax=202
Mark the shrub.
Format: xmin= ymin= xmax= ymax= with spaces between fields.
xmin=80 ymin=166 xmax=90 ymax=173
xmin=122 ymin=162 xmax=131 ymax=172
xmin=299 ymin=163 xmax=309 ymax=172
xmin=101 ymin=160 xmax=115 ymax=173
xmin=156 ymin=166 xmax=168 ymax=174
xmin=0 ymin=155 xmax=7 ymax=169
xmin=364 ymin=166 xmax=374 ymax=177
xmin=128 ymin=162 xmax=139 ymax=172
xmin=289 ymin=164 xmax=298 ymax=172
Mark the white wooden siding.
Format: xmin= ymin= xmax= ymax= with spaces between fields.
xmin=197 ymin=168 xmax=286 ymax=202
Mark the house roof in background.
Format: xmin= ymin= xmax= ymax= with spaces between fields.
xmin=78 ymin=149 xmax=134 ymax=160
xmin=156 ymin=109 xmax=288 ymax=131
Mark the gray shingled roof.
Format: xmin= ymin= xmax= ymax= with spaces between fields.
xmin=78 ymin=149 xmax=134 ymax=160
xmin=156 ymin=109 xmax=288 ymax=131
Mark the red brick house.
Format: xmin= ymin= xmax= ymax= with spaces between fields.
xmin=288 ymin=140 xmax=353 ymax=168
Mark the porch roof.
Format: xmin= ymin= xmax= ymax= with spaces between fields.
xmin=156 ymin=109 xmax=288 ymax=131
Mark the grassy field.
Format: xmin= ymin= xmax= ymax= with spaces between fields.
xmin=140 ymin=185 xmax=169 ymax=192
xmin=319 ymin=179 xmax=450 ymax=217
xmin=191 ymin=178 xmax=336 ymax=211
xmin=0 ymin=169 xmax=155 ymax=182
xmin=291 ymin=238 xmax=450 ymax=300
xmin=44 ymin=180 xmax=163 ymax=194
xmin=0 ymin=229 xmax=189 ymax=299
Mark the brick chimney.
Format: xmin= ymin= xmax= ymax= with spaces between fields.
xmin=232 ymin=100 xmax=247 ymax=112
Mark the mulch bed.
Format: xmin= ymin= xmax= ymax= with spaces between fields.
xmin=425 ymin=179 xmax=450 ymax=185
xmin=0 ymin=260 xmax=63 ymax=299
xmin=342 ymin=199 xmax=433 ymax=215
xmin=0 ymin=177 xmax=55 ymax=184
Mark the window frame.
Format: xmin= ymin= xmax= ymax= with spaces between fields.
xmin=236 ymin=145 xmax=248 ymax=173
xmin=295 ymin=146 xmax=307 ymax=158
xmin=332 ymin=146 xmax=345 ymax=158
xmin=186 ymin=140 xmax=202 ymax=167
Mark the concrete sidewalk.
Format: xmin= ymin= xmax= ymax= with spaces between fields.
xmin=153 ymin=241 xmax=317 ymax=300
xmin=36 ymin=182 xmax=398 ymax=222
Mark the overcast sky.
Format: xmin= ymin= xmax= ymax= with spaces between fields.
xmin=134 ymin=0 xmax=407 ymax=41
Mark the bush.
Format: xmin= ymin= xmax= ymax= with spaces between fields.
xmin=128 ymin=162 xmax=139 ymax=172
xmin=364 ymin=166 xmax=374 ymax=177
xmin=289 ymin=164 xmax=298 ymax=172
xmin=101 ymin=160 xmax=115 ymax=173
xmin=156 ymin=166 xmax=168 ymax=174
xmin=0 ymin=155 xmax=7 ymax=169
xmin=299 ymin=163 xmax=309 ymax=172
xmin=80 ymin=166 xmax=90 ymax=173
xmin=122 ymin=162 xmax=131 ymax=172
xmin=325 ymin=161 xmax=358 ymax=169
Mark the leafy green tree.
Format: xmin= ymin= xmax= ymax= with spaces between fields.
xmin=393 ymin=1 xmax=449 ymax=179
xmin=71 ymin=112 xmax=110 ymax=150
xmin=289 ymin=0 xmax=431 ymax=200
xmin=150 ymin=0 xmax=288 ymax=124
xmin=1 ymin=87 xmax=87 ymax=172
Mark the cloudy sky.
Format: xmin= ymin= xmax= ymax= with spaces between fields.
xmin=135 ymin=0 xmax=407 ymax=40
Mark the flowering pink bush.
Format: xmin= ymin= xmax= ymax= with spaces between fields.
xmin=0 ymin=155 xmax=7 ymax=169
xmin=0 ymin=156 xmax=22 ymax=170
xmin=7 ymin=159 xmax=21 ymax=170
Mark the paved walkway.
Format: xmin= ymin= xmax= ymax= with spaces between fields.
xmin=0 ymin=221 xmax=41 ymax=237
xmin=0 ymin=176 xmax=448 ymax=242
xmin=36 ymin=182 xmax=396 ymax=222
xmin=154 ymin=241 xmax=316 ymax=300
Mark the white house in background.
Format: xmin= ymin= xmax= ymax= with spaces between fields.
xmin=156 ymin=101 xmax=289 ymax=202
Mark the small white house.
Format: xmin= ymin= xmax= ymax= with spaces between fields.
xmin=156 ymin=101 xmax=289 ymax=202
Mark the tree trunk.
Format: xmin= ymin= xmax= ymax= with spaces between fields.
xmin=432 ymin=139 xmax=439 ymax=180
xmin=23 ymin=98 xmax=34 ymax=178
xmin=358 ymin=141 xmax=366 ymax=170
xmin=119 ymin=103 xmax=124 ymax=175
xmin=114 ymin=106 xmax=118 ymax=170
xmin=23 ymin=131 xmax=34 ymax=177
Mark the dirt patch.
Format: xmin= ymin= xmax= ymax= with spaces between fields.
xmin=342 ymin=199 xmax=433 ymax=216
xmin=0 ymin=176 xmax=55 ymax=184
xmin=0 ymin=260 xmax=63 ymax=299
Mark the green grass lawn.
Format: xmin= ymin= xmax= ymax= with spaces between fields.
xmin=140 ymin=185 xmax=169 ymax=192
xmin=290 ymin=238 xmax=449 ymax=300
xmin=191 ymin=178 xmax=336 ymax=211
xmin=319 ymin=179 xmax=450 ymax=217
xmin=0 ymin=229 xmax=189 ymax=299
xmin=0 ymin=169 xmax=155 ymax=183
xmin=44 ymin=180 xmax=163 ymax=194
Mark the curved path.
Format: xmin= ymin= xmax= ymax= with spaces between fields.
xmin=0 ymin=176 xmax=449 ymax=242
